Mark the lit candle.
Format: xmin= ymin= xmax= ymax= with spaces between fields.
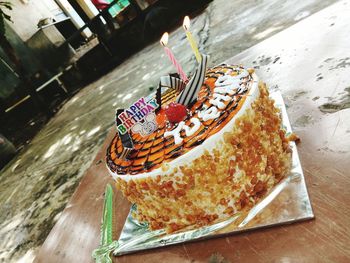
xmin=160 ymin=32 xmax=188 ymax=82
xmin=183 ymin=16 xmax=201 ymax=63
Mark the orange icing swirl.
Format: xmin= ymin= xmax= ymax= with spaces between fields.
xmin=106 ymin=65 xmax=253 ymax=175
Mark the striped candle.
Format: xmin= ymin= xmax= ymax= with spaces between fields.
xmin=160 ymin=33 xmax=189 ymax=83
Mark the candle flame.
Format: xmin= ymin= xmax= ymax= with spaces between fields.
xmin=183 ymin=16 xmax=190 ymax=31
xmin=160 ymin=32 xmax=169 ymax=46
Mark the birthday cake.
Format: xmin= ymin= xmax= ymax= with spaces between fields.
xmin=106 ymin=56 xmax=292 ymax=233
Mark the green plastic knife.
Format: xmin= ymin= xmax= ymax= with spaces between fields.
xmin=92 ymin=184 xmax=119 ymax=263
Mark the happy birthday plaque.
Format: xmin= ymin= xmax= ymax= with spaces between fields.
xmin=116 ymin=97 xmax=158 ymax=137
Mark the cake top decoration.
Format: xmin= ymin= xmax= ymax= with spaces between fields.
xmin=108 ymin=63 xmax=254 ymax=175
xmin=115 ymin=109 xmax=134 ymax=159
xmin=164 ymin=102 xmax=188 ymax=123
xmin=160 ymin=75 xmax=186 ymax=93
xmin=176 ymin=54 xmax=208 ymax=106
xmin=131 ymin=112 xmax=158 ymax=137
xmin=116 ymin=97 xmax=159 ymax=136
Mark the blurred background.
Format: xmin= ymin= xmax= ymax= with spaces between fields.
xmin=0 ymin=0 xmax=211 ymax=168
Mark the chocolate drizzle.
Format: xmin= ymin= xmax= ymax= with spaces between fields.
xmin=155 ymin=82 xmax=162 ymax=113
xmin=106 ymin=65 xmax=253 ymax=175
xmin=115 ymin=109 xmax=134 ymax=159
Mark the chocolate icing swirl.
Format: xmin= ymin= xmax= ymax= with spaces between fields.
xmin=106 ymin=65 xmax=253 ymax=175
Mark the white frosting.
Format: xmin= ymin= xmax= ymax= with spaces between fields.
xmin=183 ymin=118 xmax=201 ymax=136
xmin=215 ymin=74 xmax=240 ymax=87
xmin=209 ymin=94 xmax=231 ymax=109
xmin=108 ymin=73 xmax=260 ymax=182
xmin=214 ymin=86 xmax=236 ymax=95
xmin=164 ymin=122 xmax=185 ymax=144
xmin=198 ymin=106 xmax=220 ymax=121
xmin=163 ymin=117 xmax=201 ymax=144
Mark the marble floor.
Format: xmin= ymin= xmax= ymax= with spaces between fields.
xmin=0 ymin=0 xmax=340 ymax=262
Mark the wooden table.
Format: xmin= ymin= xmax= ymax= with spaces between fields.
xmin=35 ymin=1 xmax=350 ymax=262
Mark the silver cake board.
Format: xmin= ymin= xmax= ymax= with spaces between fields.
xmin=113 ymin=91 xmax=314 ymax=256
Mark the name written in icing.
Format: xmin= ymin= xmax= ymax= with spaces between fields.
xmin=164 ymin=70 xmax=248 ymax=144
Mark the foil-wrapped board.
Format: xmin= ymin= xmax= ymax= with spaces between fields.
xmin=111 ymin=91 xmax=314 ymax=256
